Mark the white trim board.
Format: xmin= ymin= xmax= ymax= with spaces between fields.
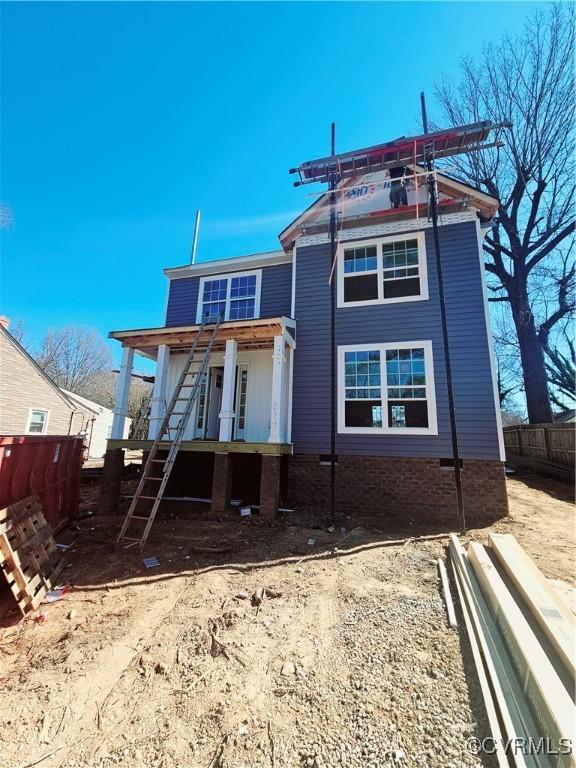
xmin=476 ymin=218 xmax=506 ymax=462
xmin=337 ymin=340 xmax=438 ymax=436
xmin=296 ymin=210 xmax=477 ymax=248
xmin=165 ymin=250 xmax=291 ymax=280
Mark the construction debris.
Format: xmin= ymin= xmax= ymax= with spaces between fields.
xmin=450 ymin=532 xmax=576 ymax=767
xmin=437 ymin=558 xmax=457 ymax=628
xmin=0 ymin=495 xmax=66 ymax=615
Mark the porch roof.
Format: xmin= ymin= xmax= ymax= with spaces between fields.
xmin=109 ymin=316 xmax=295 ymax=359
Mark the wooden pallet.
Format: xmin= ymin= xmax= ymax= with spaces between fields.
xmin=0 ymin=495 xmax=65 ymax=615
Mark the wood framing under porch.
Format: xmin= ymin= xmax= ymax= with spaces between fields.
xmin=106 ymin=439 xmax=292 ymax=455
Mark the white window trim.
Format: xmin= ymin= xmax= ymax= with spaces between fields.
xmin=26 ymin=408 xmax=50 ymax=435
xmin=338 ymin=340 xmax=438 ymax=436
xmin=196 ymin=269 xmax=262 ymax=324
xmin=337 ymin=232 xmax=429 ymax=308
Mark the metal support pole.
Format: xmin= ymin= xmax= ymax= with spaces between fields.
xmin=329 ymin=122 xmax=337 ymax=523
xmin=420 ymin=92 xmax=466 ymax=532
xmin=190 ymin=210 xmax=201 ymax=265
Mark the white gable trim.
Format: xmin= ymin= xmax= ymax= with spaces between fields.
xmin=165 ymin=250 xmax=291 ymax=280
xmin=295 ymin=211 xmax=477 ymax=248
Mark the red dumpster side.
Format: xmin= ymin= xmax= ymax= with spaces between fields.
xmin=0 ymin=436 xmax=84 ymax=527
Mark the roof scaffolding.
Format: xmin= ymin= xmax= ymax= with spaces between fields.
xmin=289 ymin=120 xmax=511 ymax=187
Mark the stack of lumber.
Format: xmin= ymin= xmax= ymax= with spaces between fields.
xmin=0 ymin=495 xmax=65 ymax=615
xmin=450 ymin=532 xmax=576 ymax=768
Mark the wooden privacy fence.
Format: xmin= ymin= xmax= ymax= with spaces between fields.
xmin=0 ymin=436 xmax=84 ymax=528
xmin=503 ymin=423 xmax=574 ymax=468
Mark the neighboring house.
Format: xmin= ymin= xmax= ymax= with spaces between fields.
xmin=0 ymin=323 xmax=129 ymax=457
xmin=61 ymin=389 xmax=131 ymax=458
xmin=554 ymin=409 xmax=575 ymax=424
xmin=101 ymin=132 xmax=508 ymax=526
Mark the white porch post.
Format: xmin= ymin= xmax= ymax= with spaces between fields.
xmin=269 ymin=334 xmax=286 ymax=443
xmin=219 ymin=339 xmax=237 ymax=441
xmin=148 ymin=344 xmax=170 ymax=439
xmin=111 ymin=346 xmax=134 ymax=439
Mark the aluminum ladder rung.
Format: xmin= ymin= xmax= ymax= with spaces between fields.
xmin=128 ymin=515 xmax=154 ymax=521
xmin=134 ymin=495 xmax=158 ymax=500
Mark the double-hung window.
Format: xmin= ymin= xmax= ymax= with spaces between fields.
xmin=339 ymin=341 xmax=437 ymax=434
xmin=338 ymin=233 xmax=428 ymax=307
xmin=196 ymin=270 xmax=261 ymax=323
xmin=27 ymin=409 xmax=48 ymax=434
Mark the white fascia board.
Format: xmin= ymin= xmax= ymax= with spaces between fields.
xmin=164 ymin=250 xmax=292 ymax=280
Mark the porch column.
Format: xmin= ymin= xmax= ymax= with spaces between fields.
xmin=148 ymin=344 xmax=170 ymax=439
xmin=111 ymin=346 xmax=134 ymax=439
xmin=269 ymin=335 xmax=286 ymax=443
xmin=219 ymin=339 xmax=237 ymax=442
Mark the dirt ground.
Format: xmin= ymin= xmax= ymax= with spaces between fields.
xmin=0 ymin=471 xmax=573 ymax=768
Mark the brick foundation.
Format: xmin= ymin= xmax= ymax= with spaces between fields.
xmin=287 ymin=455 xmax=508 ymax=527
xmin=211 ymin=452 xmax=233 ymax=513
xmin=260 ymin=454 xmax=281 ymax=517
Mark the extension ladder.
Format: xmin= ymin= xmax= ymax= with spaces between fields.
xmin=117 ymin=317 xmax=221 ymax=551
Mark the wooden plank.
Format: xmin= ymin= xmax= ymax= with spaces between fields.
xmin=489 ymin=533 xmax=576 ymax=683
xmin=106 ymin=439 xmax=293 ymax=455
xmin=450 ymin=534 xmax=535 ymax=768
xmin=450 ymin=553 xmax=509 ymax=768
xmin=0 ymin=495 xmax=65 ymax=617
xmin=437 ymin=558 xmax=457 ymax=628
xmin=468 ymin=542 xmax=576 ymax=764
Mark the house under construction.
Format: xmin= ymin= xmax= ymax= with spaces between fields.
xmin=100 ymin=123 xmax=509 ymax=548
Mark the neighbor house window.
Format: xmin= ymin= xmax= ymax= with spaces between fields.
xmin=338 ymin=341 xmax=437 ymax=434
xmin=196 ymin=270 xmax=261 ymax=323
xmin=338 ymin=233 xmax=428 ymax=307
xmin=27 ymin=409 xmax=48 ymax=434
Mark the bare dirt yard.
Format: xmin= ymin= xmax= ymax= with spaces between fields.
xmin=0 ymin=472 xmax=573 ymax=768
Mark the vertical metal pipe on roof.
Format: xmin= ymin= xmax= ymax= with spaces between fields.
xmin=190 ymin=210 xmax=201 ymax=265
xmin=420 ymin=92 xmax=466 ymax=533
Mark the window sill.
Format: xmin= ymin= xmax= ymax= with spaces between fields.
xmin=337 ymin=294 xmax=429 ymax=309
xmin=338 ymin=427 xmax=438 ymax=436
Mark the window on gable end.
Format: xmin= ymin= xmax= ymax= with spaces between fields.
xmin=343 ymin=245 xmax=379 ymax=302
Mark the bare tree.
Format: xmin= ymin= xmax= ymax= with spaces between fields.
xmin=434 ymin=4 xmax=575 ymax=423
xmin=8 ymin=317 xmax=28 ymax=347
xmin=78 ymin=370 xmax=153 ymax=437
xmin=544 ymin=321 xmax=575 ymax=410
xmin=36 ymin=325 xmax=113 ymax=391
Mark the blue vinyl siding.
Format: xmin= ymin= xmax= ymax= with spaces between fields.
xmin=165 ymin=262 xmax=293 ymax=327
xmin=292 ymin=221 xmax=501 ymax=460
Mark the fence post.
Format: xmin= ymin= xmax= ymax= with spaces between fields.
xmin=517 ymin=427 xmax=523 ymax=456
xmin=543 ymin=425 xmax=552 ymax=462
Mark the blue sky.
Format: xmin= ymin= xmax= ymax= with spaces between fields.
xmin=1 ymin=1 xmax=546 ymax=371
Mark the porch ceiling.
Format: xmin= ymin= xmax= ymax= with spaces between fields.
xmin=109 ymin=316 xmax=295 ymax=359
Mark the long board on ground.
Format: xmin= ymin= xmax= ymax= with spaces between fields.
xmin=489 ymin=533 xmax=576 ymax=686
xmin=468 ymin=542 xmax=576 ymax=767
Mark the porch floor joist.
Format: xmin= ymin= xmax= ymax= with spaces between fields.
xmin=106 ymin=439 xmax=293 ymax=455
xmin=109 ymin=317 xmax=295 ymax=358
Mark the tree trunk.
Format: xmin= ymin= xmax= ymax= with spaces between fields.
xmin=511 ymin=291 xmax=554 ymax=424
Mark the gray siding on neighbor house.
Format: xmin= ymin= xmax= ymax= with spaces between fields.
xmin=165 ymin=262 xmax=293 ymax=326
xmin=292 ymin=220 xmax=501 ymax=460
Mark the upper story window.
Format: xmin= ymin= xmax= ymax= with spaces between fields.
xmin=196 ymin=270 xmax=261 ymax=324
xmin=337 ymin=232 xmax=428 ymax=308
xmin=27 ymin=409 xmax=48 ymax=434
xmin=338 ymin=341 xmax=437 ymax=435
